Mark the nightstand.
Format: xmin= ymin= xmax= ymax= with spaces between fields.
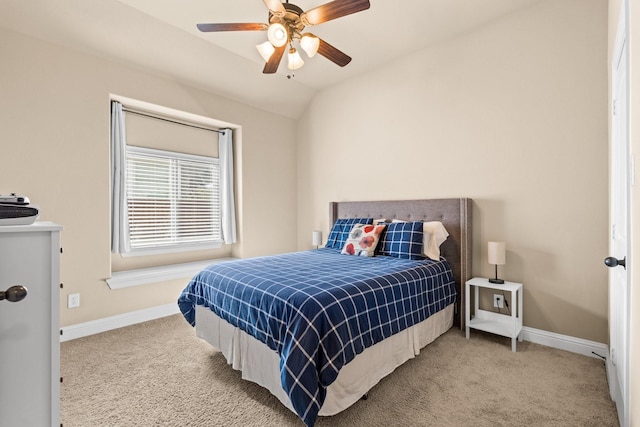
xmin=465 ymin=277 xmax=523 ymax=352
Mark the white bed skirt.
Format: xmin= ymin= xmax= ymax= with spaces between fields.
xmin=195 ymin=303 xmax=454 ymax=416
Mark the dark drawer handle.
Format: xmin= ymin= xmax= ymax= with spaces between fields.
xmin=0 ymin=285 xmax=28 ymax=303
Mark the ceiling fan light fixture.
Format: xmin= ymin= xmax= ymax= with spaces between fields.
xmin=299 ymin=34 xmax=320 ymax=58
xmin=256 ymin=41 xmax=275 ymax=62
xmin=287 ymin=47 xmax=304 ymax=70
xmin=197 ymin=0 xmax=370 ymax=75
xmin=267 ymin=22 xmax=288 ymax=47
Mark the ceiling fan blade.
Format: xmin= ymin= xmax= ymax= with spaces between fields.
xmin=302 ymin=0 xmax=370 ymax=26
xmin=263 ymin=0 xmax=286 ymax=16
xmin=263 ymin=44 xmax=287 ymax=74
xmin=317 ymin=38 xmax=352 ymax=67
xmin=197 ymin=23 xmax=268 ymax=32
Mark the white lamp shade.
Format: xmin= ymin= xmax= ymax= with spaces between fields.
xmin=312 ymin=230 xmax=322 ymax=246
xmin=256 ymin=41 xmax=275 ymax=62
xmin=488 ymin=242 xmax=506 ymax=265
xmin=287 ymin=48 xmax=304 ymax=70
xmin=267 ymin=23 xmax=288 ymax=47
xmin=300 ymin=34 xmax=320 ymax=58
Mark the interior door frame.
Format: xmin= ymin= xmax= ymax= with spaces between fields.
xmin=608 ymin=1 xmax=631 ymax=426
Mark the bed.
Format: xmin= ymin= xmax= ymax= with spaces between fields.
xmin=178 ymin=198 xmax=472 ymax=426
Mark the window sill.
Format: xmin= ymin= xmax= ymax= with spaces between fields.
xmin=106 ymin=258 xmax=235 ymax=289
xmin=120 ymin=241 xmax=223 ymax=257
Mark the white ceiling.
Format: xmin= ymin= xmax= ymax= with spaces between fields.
xmin=0 ymin=0 xmax=542 ymax=118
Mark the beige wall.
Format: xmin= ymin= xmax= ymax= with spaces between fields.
xmin=297 ymin=0 xmax=609 ymax=343
xmin=0 ymin=28 xmax=298 ymax=326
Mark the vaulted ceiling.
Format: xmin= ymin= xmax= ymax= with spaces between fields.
xmin=0 ymin=0 xmax=542 ymax=118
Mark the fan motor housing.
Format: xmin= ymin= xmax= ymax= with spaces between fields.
xmin=269 ymin=3 xmax=305 ymax=34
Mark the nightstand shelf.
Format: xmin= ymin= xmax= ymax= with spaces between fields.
xmin=465 ymin=277 xmax=523 ymax=352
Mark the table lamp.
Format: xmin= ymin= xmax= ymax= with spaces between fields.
xmin=312 ymin=230 xmax=322 ymax=249
xmin=488 ymin=241 xmax=506 ymax=284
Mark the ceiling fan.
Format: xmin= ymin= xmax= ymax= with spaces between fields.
xmin=197 ymin=0 xmax=371 ymax=74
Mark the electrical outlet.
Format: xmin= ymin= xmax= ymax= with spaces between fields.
xmin=67 ymin=293 xmax=80 ymax=308
xmin=493 ymin=294 xmax=504 ymax=309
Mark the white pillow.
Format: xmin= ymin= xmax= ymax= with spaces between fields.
xmin=423 ymin=221 xmax=449 ymax=260
xmin=391 ymin=219 xmax=449 ymax=260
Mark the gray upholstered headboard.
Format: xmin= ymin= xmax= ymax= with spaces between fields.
xmin=329 ymin=198 xmax=472 ymax=329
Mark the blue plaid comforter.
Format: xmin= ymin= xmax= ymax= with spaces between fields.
xmin=178 ymin=248 xmax=456 ymax=427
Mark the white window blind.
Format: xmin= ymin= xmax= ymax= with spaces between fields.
xmin=125 ymin=146 xmax=221 ymax=252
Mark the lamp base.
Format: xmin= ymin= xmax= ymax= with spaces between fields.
xmin=489 ymin=278 xmax=505 ymax=284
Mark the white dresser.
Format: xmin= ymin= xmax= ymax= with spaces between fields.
xmin=0 ymin=222 xmax=62 ymax=427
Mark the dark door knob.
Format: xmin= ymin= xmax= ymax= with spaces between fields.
xmin=604 ymin=257 xmax=626 ymax=269
xmin=0 ymin=285 xmax=28 ymax=302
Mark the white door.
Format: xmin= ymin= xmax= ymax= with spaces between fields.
xmin=607 ymin=4 xmax=630 ymax=426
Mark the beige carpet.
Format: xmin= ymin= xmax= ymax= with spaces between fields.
xmin=60 ymin=314 xmax=618 ymax=426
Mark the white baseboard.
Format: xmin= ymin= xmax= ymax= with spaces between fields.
xmin=521 ymin=326 xmax=608 ymax=360
xmin=60 ymin=303 xmax=180 ymax=342
xmin=61 ymin=306 xmax=609 ymax=362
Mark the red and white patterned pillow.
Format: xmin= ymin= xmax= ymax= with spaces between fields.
xmin=341 ymin=224 xmax=387 ymax=257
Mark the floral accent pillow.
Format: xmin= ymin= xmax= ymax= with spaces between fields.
xmin=325 ymin=218 xmax=374 ymax=249
xmin=341 ymin=224 xmax=387 ymax=257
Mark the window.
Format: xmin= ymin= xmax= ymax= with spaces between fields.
xmin=111 ymin=98 xmax=236 ymax=257
xmin=125 ymin=146 xmax=221 ymax=251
